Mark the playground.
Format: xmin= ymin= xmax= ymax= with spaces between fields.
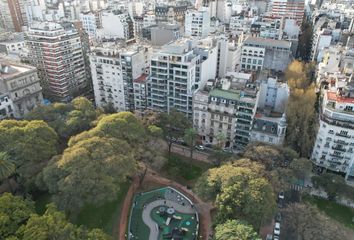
xmin=128 ymin=187 xmax=199 ymax=240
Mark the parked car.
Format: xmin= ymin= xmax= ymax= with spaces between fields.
xmin=266 ymin=234 xmax=273 ymax=240
xmin=278 ymin=191 xmax=285 ymax=200
xmin=275 ymin=212 xmax=282 ymax=222
xmin=204 ymin=143 xmax=213 ymax=148
xmin=222 ymin=148 xmax=233 ymax=153
xmin=274 ymin=222 xmax=280 ymax=236
xmin=195 ymin=145 xmax=205 ymax=151
xmin=273 ymin=236 xmax=279 ymax=240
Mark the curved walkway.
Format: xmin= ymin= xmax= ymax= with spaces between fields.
xmin=142 ymin=199 xmax=197 ymax=240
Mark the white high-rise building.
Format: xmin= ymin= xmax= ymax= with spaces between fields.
xmin=90 ymin=43 xmax=150 ymax=112
xmin=184 ymin=8 xmax=210 ymax=38
xmin=26 ymin=22 xmax=88 ymax=102
xmin=312 ymin=82 xmax=354 ymax=185
xmin=147 ymin=38 xmax=217 ymax=118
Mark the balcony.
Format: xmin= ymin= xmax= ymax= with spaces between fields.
xmin=335 ymin=132 xmax=351 ymax=138
xmin=331 ymin=146 xmax=346 ymax=152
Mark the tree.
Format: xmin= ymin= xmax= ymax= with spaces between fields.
xmin=183 ymin=128 xmax=198 ymax=159
xmin=0 ymin=152 xmax=15 ymax=181
xmin=0 ymin=193 xmax=34 ymax=239
xmin=195 ymin=159 xmax=276 ymax=229
xmin=26 ymin=97 xmax=100 ymax=140
xmin=215 ymin=219 xmax=261 ymax=240
xmin=286 ymin=85 xmax=317 ymax=157
xmin=244 ymin=143 xmax=298 ymax=170
xmin=285 ymin=60 xmax=317 ymax=157
xmin=281 ymin=203 xmax=350 ymax=240
xmin=157 ymin=109 xmax=191 ymax=159
xmin=0 ymin=120 xmax=58 ymax=187
xmin=297 ymin=16 xmax=313 ymax=61
xmin=17 ymin=204 xmax=110 ymax=240
xmin=311 ymin=173 xmax=354 ymax=201
xmin=209 ymin=150 xmax=232 ymax=167
xmin=289 ymin=158 xmax=312 ymax=180
xmin=42 ymin=137 xmax=136 ymax=212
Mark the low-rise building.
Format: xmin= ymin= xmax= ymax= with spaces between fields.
xmin=240 ymin=36 xmax=293 ymax=72
xmin=193 ymin=73 xmax=259 ymax=150
xmin=0 ymin=61 xmax=43 ymax=118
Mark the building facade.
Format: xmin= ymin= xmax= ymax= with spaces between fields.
xmin=90 ymin=43 xmax=149 ymax=112
xmin=240 ymin=36 xmax=293 ymax=72
xmin=268 ymin=0 xmax=305 ymax=25
xmin=147 ymin=38 xmax=217 ymax=118
xmin=311 ymin=85 xmax=354 ymax=185
xmin=26 ymin=22 xmax=88 ymax=102
xmin=0 ymin=61 xmax=43 ymax=118
xmin=0 ymin=0 xmax=27 ymax=32
xmin=185 ymin=8 xmax=210 ymax=38
xmin=193 ymin=74 xmax=259 ymax=150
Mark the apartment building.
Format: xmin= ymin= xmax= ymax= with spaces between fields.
xmin=26 ymin=22 xmax=88 ymax=102
xmin=147 ymin=38 xmax=217 ymax=118
xmin=267 ymin=0 xmax=305 ymax=25
xmin=250 ymin=77 xmax=289 ymax=145
xmin=80 ymin=11 xmax=102 ymax=39
xmin=97 ymin=10 xmax=134 ymax=41
xmin=133 ymin=73 xmax=148 ymax=114
xmin=185 ymin=8 xmax=210 ymax=38
xmin=0 ymin=61 xmax=43 ymax=119
xmin=193 ymin=72 xmax=259 ymax=149
xmin=240 ymin=36 xmax=292 ymax=72
xmin=90 ymin=43 xmax=150 ymax=112
xmin=155 ymin=4 xmax=189 ymax=23
xmin=311 ymin=82 xmax=354 ymax=185
xmin=0 ymin=0 xmax=27 ymax=32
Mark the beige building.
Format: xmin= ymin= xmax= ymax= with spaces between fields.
xmin=0 ymin=60 xmax=43 ymax=118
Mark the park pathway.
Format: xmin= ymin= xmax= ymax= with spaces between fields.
xmin=142 ymin=199 xmax=197 ymax=240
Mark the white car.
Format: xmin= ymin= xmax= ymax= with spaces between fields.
xmin=274 ymin=222 xmax=280 ymax=236
xmin=195 ymin=145 xmax=205 ymax=151
xmin=278 ymin=191 xmax=285 ymax=200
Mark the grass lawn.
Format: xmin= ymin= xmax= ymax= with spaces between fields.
xmin=74 ymin=182 xmax=130 ymax=237
xmin=162 ymin=153 xmax=211 ymax=185
xmin=33 ymin=181 xmax=130 ymax=238
xmin=304 ymin=195 xmax=354 ymax=230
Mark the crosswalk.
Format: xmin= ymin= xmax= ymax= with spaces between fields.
xmin=290 ymin=184 xmax=303 ymax=191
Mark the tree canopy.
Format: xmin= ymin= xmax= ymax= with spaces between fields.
xmin=156 ymin=109 xmax=191 ymax=158
xmin=215 ymin=219 xmax=260 ymax=240
xmin=0 ymin=193 xmax=34 ymax=239
xmin=195 ymin=159 xmax=276 ymax=229
xmin=42 ymin=137 xmax=136 ymax=211
xmin=244 ymin=143 xmax=298 ymax=170
xmin=17 ymin=204 xmax=110 ymax=240
xmin=0 ymin=152 xmax=15 ymax=181
xmin=40 ymin=112 xmax=167 ymax=212
xmin=281 ymin=203 xmax=350 ymax=240
xmin=0 ymin=120 xmax=58 ymax=186
xmin=26 ymin=97 xmax=100 ymax=140
xmin=285 ymin=61 xmax=317 ymax=157
xmin=312 ymin=173 xmax=354 ymax=201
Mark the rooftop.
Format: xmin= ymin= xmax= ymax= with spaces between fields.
xmin=0 ymin=62 xmax=36 ymax=80
xmin=327 ymin=91 xmax=354 ymax=104
xmin=210 ymin=89 xmax=240 ymax=101
xmin=134 ymin=74 xmax=148 ymax=83
xmin=244 ymin=36 xmax=291 ymax=49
